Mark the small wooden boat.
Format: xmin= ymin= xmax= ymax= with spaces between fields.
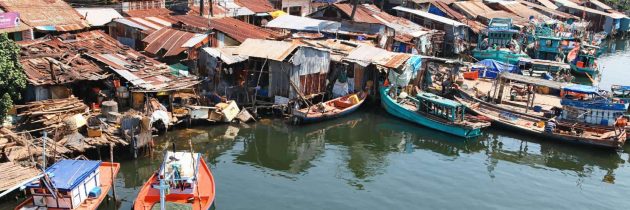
xmin=16 ymin=160 xmax=120 ymax=210
xmin=290 ymin=92 xmax=367 ymax=124
xmin=380 ymin=86 xmax=490 ymax=138
xmin=134 ymin=151 xmax=215 ymax=210
xmin=455 ymin=93 xmax=626 ymax=149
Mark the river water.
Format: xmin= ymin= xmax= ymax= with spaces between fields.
xmin=3 ymin=38 xmax=630 ymax=210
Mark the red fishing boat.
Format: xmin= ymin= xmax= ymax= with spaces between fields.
xmin=134 ymin=151 xmax=216 ymax=210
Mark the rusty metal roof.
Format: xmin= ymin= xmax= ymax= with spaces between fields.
xmin=0 ymin=0 xmax=89 ymax=32
xmin=452 ymin=1 xmax=494 ymax=19
xmin=19 ymin=31 xmax=199 ymax=91
xmin=17 ymin=33 xmax=112 ymax=85
xmin=235 ymin=0 xmax=275 ymax=13
xmin=235 ymin=39 xmax=300 ymax=61
xmin=430 ymin=1 xmax=465 ymax=20
xmin=188 ymin=3 xmax=229 ymax=17
xmin=124 ymin=8 xmax=174 ymax=17
xmin=333 ymin=3 xmax=381 ymax=24
xmin=143 ymin=27 xmax=200 ymax=57
xmin=209 ymin=17 xmax=283 ymax=43
xmin=497 ymin=1 xmax=548 ymax=19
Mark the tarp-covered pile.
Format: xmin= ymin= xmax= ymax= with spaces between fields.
xmin=472 ymin=59 xmax=521 ymax=79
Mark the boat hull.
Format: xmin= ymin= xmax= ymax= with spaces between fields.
xmin=472 ymin=49 xmax=529 ymax=65
xmin=570 ymin=63 xmax=598 ymax=77
xmin=456 ymin=92 xmax=625 ymax=149
xmin=380 ymin=87 xmax=483 ymax=138
xmin=133 ymin=157 xmax=216 ymax=210
xmin=292 ymin=94 xmax=366 ymax=124
xmin=15 ymin=162 xmax=121 ymax=210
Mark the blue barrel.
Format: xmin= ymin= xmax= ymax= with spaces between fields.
xmin=533 ymin=106 xmax=542 ymax=112
xmin=89 ymin=186 xmax=102 ymax=198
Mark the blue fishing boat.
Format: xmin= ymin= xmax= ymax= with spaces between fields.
xmin=472 ymin=18 xmax=529 ymax=65
xmin=380 ymin=86 xmax=490 ymax=138
xmin=559 ymin=84 xmax=628 ymax=126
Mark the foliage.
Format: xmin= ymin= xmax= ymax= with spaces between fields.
xmin=0 ymin=33 xmax=27 ymax=122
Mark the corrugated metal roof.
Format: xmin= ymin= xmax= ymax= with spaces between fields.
xmin=235 ymin=39 xmax=299 ymax=61
xmin=210 ymin=17 xmax=283 ymax=43
xmin=556 ymin=0 xmax=627 ymax=18
xmin=431 ymin=1 xmax=465 ymax=20
xmin=497 ymin=1 xmax=548 ymax=19
xmin=124 ymin=8 xmax=173 ymax=17
xmin=452 ymin=1 xmax=494 ymax=19
xmin=235 ymin=0 xmax=275 ymax=13
xmin=361 ymin=4 xmax=432 ymax=38
xmin=345 ymin=44 xmax=410 ymax=69
xmin=143 ymin=27 xmax=202 ymax=57
xmin=0 ymin=0 xmax=89 ymax=31
xmin=112 ymin=18 xmax=149 ymax=31
xmin=535 ymin=0 xmax=559 ymax=10
xmin=265 ymin=15 xmax=341 ymax=32
xmin=203 ymin=47 xmax=248 ymax=64
xmin=182 ymin=34 xmax=208 ymax=48
xmin=517 ymin=0 xmax=576 ymax=19
xmin=333 ymin=3 xmax=381 ymax=24
xmin=393 ymin=6 xmax=466 ymax=27
xmin=76 ymin=8 xmax=123 ymax=27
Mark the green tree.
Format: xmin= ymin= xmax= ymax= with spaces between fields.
xmin=0 ymin=33 xmax=26 ymax=122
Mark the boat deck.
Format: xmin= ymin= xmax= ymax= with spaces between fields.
xmin=462 ymin=78 xmax=562 ymax=115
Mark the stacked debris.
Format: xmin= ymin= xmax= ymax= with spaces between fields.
xmin=15 ymin=96 xmax=89 ymax=133
xmin=0 ymin=127 xmax=70 ymax=164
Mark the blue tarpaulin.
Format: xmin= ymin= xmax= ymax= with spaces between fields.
xmin=428 ymin=5 xmax=447 ymax=17
xmin=27 ymin=160 xmax=101 ymax=191
xmin=563 ymin=84 xmax=599 ymax=94
xmin=472 ymin=59 xmax=520 ymax=79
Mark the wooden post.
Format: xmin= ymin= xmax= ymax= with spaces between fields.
xmin=109 ymin=144 xmax=117 ymax=202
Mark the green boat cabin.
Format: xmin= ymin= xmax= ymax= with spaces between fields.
xmin=416 ymin=92 xmax=466 ymax=123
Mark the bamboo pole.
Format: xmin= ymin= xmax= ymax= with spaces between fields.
xmin=109 ymin=144 xmax=117 ymax=202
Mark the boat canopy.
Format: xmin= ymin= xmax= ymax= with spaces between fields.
xmin=26 ymin=160 xmax=101 ymax=191
xmin=473 ymin=59 xmax=521 ymax=77
xmin=417 ymin=93 xmax=462 ymax=108
xmin=562 ymin=84 xmax=599 ymax=94
xmin=499 ymin=72 xmax=567 ymax=89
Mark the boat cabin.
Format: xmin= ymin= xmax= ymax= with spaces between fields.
xmin=416 ymin=92 xmax=466 ymax=122
xmin=156 ymin=151 xmax=201 ymax=194
xmin=560 ymin=84 xmax=628 ymax=126
xmin=473 ymin=18 xmax=528 ymax=64
xmin=477 ymin=18 xmax=519 ymax=50
xmin=25 ymin=160 xmax=102 ymax=209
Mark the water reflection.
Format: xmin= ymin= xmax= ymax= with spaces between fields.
xmin=481 ymin=129 xmax=625 ymax=184
xmin=213 ymin=107 xmax=629 ymax=186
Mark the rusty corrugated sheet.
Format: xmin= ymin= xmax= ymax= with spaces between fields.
xmin=209 ymin=17 xmax=283 ymax=43
xmin=451 ymin=1 xmax=494 ymax=19
xmin=124 ymin=8 xmax=173 ymax=17
xmin=143 ymin=27 xmax=197 ymax=57
xmin=498 ymin=1 xmax=548 ymax=19
xmin=19 ymin=30 xmax=199 ymax=91
xmin=187 ymin=3 xmax=228 ymax=17
xmin=235 ymin=0 xmax=275 ymax=13
xmin=380 ymin=53 xmax=411 ymax=69
xmin=334 ymin=3 xmax=381 ymax=24
xmin=431 ymin=1 xmax=465 ymax=20
xmin=0 ymin=0 xmax=89 ymax=31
